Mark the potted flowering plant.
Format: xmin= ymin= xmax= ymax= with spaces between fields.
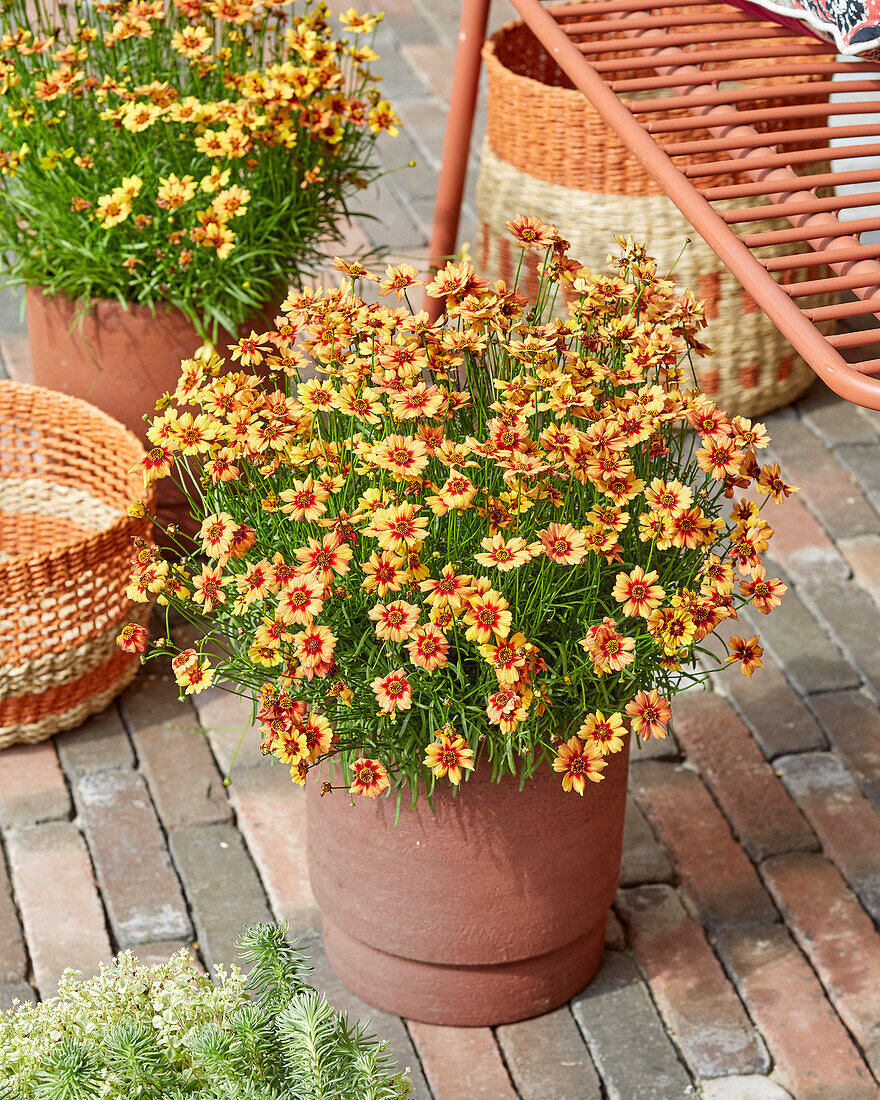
xmin=119 ymin=223 xmax=794 ymax=1026
xmin=0 ymin=0 xmax=396 ymax=448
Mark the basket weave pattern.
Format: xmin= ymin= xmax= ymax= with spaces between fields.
xmin=477 ymin=10 xmax=834 ymax=417
xmin=0 ymin=382 xmax=153 ymax=745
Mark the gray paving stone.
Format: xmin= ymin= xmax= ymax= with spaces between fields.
xmin=56 ymin=706 xmax=134 ymax=778
xmin=308 ymin=935 xmax=432 ymax=1100
xmin=373 ymin=25 xmax=434 ymax=99
xmin=701 ymin=1077 xmax=792 ymax=1100
xmin=190 ymin=686 xmax=265 ymax=774
xmin=616 ymin=885 xmax=769 ymax=1080
xmin=836 ymin=442 xmax=880 ymax=515
xmin=0 ymin=982 xmax=36 ymax=1012
xmin=571 ymin=952 xmax=693 ymax=1100
xmin=809 ymin=689 xmax=880 ymax=810
xmin=169 ymin=824 xmax=271 ymax=975
xmin=619 ymin=795 xmax=675 ymax=888
xmin=797 ymin=381 xmax=879 ymax=449
xmin=798 ymin=577 xmax=880 ymax=698
xmin=121 ymin=670 xmax=231 ymax=828
xmin=717 ymin=657 xmax=826 ymax=758
xmin=0 ymin=853 xmax=26 ymax=983
xmin=497 ymin=1007 xmax=602 ymax=1100
xmin=765 ymin=419 xmax=880 ymax=540
xmin=739 ymin=589 xmax=859 ymax=696
xmin=75 ymin=770 xmax=190 ymax=947
xmin=776 ymin=752 xmax=880 ymax=924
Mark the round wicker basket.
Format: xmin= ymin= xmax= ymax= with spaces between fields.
xmin=0 ymin=381 xmax=154 ymax=746
xmin=476 ymin=9 xmax=837 ymax=417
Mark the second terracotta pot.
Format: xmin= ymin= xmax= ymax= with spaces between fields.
xmin=306 ymin=746 xmax=629 ymax=1027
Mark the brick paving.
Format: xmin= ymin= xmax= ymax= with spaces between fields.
xmin=3 ymin=2 xmax=880 ymax=1096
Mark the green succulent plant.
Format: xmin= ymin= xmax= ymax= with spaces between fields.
xmin=0 ymin=922 xmax=412 ymax=1100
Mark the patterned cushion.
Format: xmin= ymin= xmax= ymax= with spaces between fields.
xmin=725 ymin=0 xmax=880 ymax=59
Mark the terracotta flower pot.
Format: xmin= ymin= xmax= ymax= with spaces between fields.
xmin=23 ymin=288 xmax=281 ymax=530
xmin=306 ymin=746 xmax=629 ymax=1026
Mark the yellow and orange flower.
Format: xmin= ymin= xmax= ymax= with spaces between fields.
xmin=552 ymin=736 xmax=607 ymax=795
xmin=349 ymin=757 xmax=391 ymax=799
xmin=423 ymin=731 xmax=475 ymax=785
xmin=371 ymin=668 xmax=413 ymax=712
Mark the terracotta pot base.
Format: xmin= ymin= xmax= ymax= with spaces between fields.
xmin=307 ymin=746 xmax=629 ymax=1026
xmin=322 ymin=911 xmax=607 ymax=1027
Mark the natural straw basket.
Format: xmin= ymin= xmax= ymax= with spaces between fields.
xmin=0 ymin=382 xmax=154 ymax=746
xmin=476 ymin=9 xmax=837 ymax=418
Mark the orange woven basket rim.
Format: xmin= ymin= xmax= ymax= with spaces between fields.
xmin=0 ymin=379 xmax=155 ymax=577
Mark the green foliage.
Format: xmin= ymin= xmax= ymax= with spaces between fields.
xmin=0 ymin=922 xmax=412 ymax=1100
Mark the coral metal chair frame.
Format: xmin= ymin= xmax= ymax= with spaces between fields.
xmin=428 ymin=0 xmax=880 ymax=409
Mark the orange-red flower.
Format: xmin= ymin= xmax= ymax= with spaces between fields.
xmin=406 ymin=624 xmax=449 ymax=671
xmin=292 ymin=624 xmax=336 ymax=679
xmin=552 ymin=736 xmax=607 ymax=794
xmin=116 ymin=622 xmax=148 ymax=654
xmin=199 ymin=512 xmax=237 ymax=559
xmin=349 ymin=757 xmax=391 ymax=798
xmin=423 ymin=732 xmax=475 ymax=784
xmin=295 ymin=533 xmax=353 ymax=582
xmin=371 ymin=668 xmax=413 ymax=712
xmin=368 ymin=599 xmax=420 ymax=642
xmin=625 ymin=690 xmax=671 ymax=740
xmin=280 ymin=475 xmax=330 ymax=522
xmin=192 ymin=564 xmax=227 ymax=612
xmin=361 ymin=550 xmax=407 ymax=597
xmin=473 ymin=533 xmax=531 ymax=572
xmin=726 ymin=634 xmax=765 ymax=678
xmin=276 ymin=574 xmax=324 ymax=625
xmin=505 ymin=214 xmax=555 ymax=252
xmin=739 ymin=568 xmax=787 ymax=615
xmin=537 ymin=522 xmax=587 ymax=565
xmin=464 ymin=588 xmax=512 ymax=643
xmin=612 ymin=566 xmax=664 ymax=619
xmin=577 ymin=710 xmax=627 ymax=755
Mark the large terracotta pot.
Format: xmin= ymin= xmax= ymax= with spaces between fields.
xmin=306 ymin=745 xmax=629 ymax=1026
xmin=24 ymin=288 xmax=280 ymax=528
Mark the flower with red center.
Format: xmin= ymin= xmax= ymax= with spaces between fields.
xmin=168 ymin=411 xmax=220 ymax=456
xmin=464 ymin=589 xmax=512 ymax=643
xmin=420 ymin=563 xmax=474 ymax=611
xmin=361 ymin=551 xmax=407 ymax=597
xmin=695 ymin=440 xmax=745 ymax=480
xmin=235 ymin=560 xmax=272 ymax=608
xmin=730 ymin=416 xmax=770 ymax=451
xmin=368 ymin=599 xmax=421 ymax=643
xmin=537 ymin=522 xmax=587 ymax=565
xmin=424 ymin=732 xmax=475 ymax=784
xmin=612 ymin=566 xmax=665 ymax=619
xmin=295 ymin=533 xmax=353 ymax=582
xmin=648 ymin=607 xmax=697 ymax=655
xmin=669 ymin=507 xmax=713 ymax=551
xmin=399 ymin=625 xmax=445 ymax=673
xmin=349 ymin=757 xmax=391 ymax=799
xmin=644 ymin=477 xmax=693 ymax=517
xmin=372 ymin=434 xmax=429 ymax=480
xmin=280 ymin=475 xmax=330 ymax=522
xmin=379 ymin=262 xmax=422 ymax=300
xmin=740 ymin=568 xmax=787 ymax=615
xmin=371 ymin=668 xmax=413 ymax=712
xmin=133 ymin=444 xmax=175 ymax=487
xmin=369 ymin=503 xmax=429 ymax=553
xmin=578 ymin=710 xmax=627 ymax=755
xmin=625 ymin=690 xmax=672 ymax=741
xmin=199 ymin=512 xmax=237 ymax=558
xmin=756 ymin=462 xmax=799 ymax=503
xmin=292 ymin=624 xmax=337 ymax=679
xmin=192 ymin=564 xmax=227 ymax=612
xmin=427 ymin=469 xmax=477 ymax=516
xmin=552 ymin=736 xmax=607 ymax=795
xmin=276 ymin=574 xmax=324 ymax=625
xmin=505 ymin=214 xmax=555 ymax=251
xmin=172 ymin=651 xmax=214 ymax=695
xmin=116 ymin=622 xmax=148 ymax=654
xmin=271 ymin=728 xmax=309 ymax=766
xmin=726 ymin=634 xmax=765 ymax=678
xmin=698 ymin=553 xmax=736 ymax=596
xmin=478 ymin=632 xmax=529 ymax=685
xmin=473 ymin=533 xmax=531 ymax=572
xmin=686 ymin=401 xmax=731 ymax=441
xmin=223 ymin=524 xmax=256 ymax=564
xmin=390 ymin=383 xmax=444 ymax=421
xmin=301 ymin=712 xmax=333 ymax=762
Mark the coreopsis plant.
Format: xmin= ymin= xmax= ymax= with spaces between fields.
xmin=0 ymin=0 xmax=398 ymax=337
xmin=119 ymin=223 xmax=795 ymax=802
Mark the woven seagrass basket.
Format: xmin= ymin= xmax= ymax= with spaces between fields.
xmin=476 ymin=10 xmax=837 ymax=417
xmin=0 ymin=382 xmax=154 ymax=746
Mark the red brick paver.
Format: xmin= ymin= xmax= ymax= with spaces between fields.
xmin=408 ymin=1022 xmax=518 ymax=1100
